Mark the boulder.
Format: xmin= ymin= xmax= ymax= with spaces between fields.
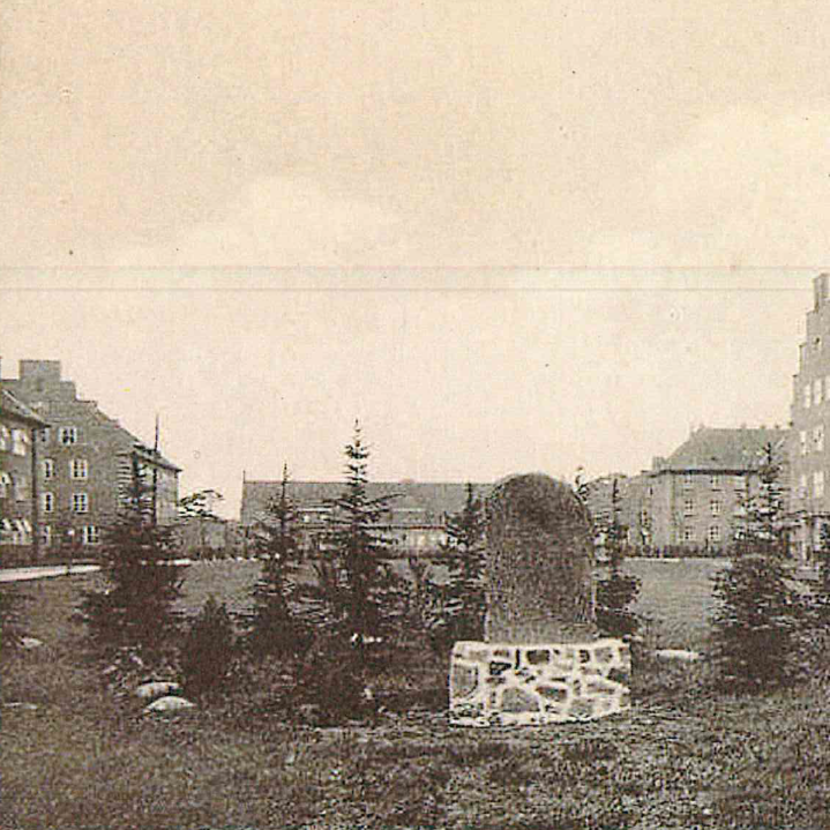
xmin=136 ymin=681 xmax=182 ymax=700
xmin=20 ymin=637 xmax=43 ymax=649
xmin=144 ymin=695 xmax=196 ymax=713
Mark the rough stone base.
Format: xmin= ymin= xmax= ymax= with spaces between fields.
xmin=449 ymin=638 xmax=631 ymax=726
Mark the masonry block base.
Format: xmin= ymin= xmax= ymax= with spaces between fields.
xmin=449 ymin=639 xmax=631 ymax=726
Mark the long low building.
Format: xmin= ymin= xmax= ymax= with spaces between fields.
xmin=240 ymin=478 xmax=492 ymax=556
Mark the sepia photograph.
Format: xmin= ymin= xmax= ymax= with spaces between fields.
xmin=3 ymin=2 xmax=830 ymax=829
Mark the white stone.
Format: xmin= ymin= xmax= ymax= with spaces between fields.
xmin=135 ymin=681 xmax=182 ymax=700
xmin=20 ymin=637 xmax=43 ymax=649
xmin=144 ymin=695 xmax=196 ymax=713
xmin=655 ymin=649 xmax=701 ymax=662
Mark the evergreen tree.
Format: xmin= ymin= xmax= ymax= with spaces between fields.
xmin=78 ymin=454 xmax=184 ymax=661
xmin=178 ymin=488 xmax=224 ymax=559
xmin=180 ymin=594 xmax=236 ymax=700
xmin=321 ymin=420 xmax=401 ymax=650
xmin=711 ymin=441 xmax=804 ymax=690
xmin=431 ymin=483 xmax=486 ymax=647
xmin=245 ymin=464 xmax=305 ymax=659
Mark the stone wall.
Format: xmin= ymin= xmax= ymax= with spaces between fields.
xmin=450 ymin=638 xmax=631 ymax=726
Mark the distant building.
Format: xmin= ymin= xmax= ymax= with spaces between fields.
xmin=0 ymin=388 xmax=48 ymax=551
xmin=630 ymin=425 xmax=789 ymax=554
xmin=240 ymin=479 xmax=492 ymax=556
xmin=790 ymin=273 xmax=830 ymax=560
xmin=0 ymin=359 xmax=181 ymax=554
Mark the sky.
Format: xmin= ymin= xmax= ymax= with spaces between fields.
xmin=2 ymin=3 xmax=829 ymax=514
xmin=0 ymin=272 xmax=817 ymax=517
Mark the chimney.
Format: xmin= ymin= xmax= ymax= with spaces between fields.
xmin=814 ymin=273 xmax=830 ymax=311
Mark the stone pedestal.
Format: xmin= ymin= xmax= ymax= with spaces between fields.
xmin=449 ymin=638 xmax=631 ymax=726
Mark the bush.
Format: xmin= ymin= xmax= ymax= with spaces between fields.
xmin=710 ymin=554 xmax=805 ymax=691
xmin=180 ymin=595 xmax=236 ymax=700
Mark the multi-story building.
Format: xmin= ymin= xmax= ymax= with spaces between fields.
xmin=790 ymin=273 xmax=830 ymax=560
xmin=0 ymin=388 xmax=48 ymax=551
xmin=0 ymin=359 xmax=181 ymax=554
xmin=240 ymin=478 xmax=492 ymax=556
xmin=628 ymin=425 xmax=789 ymax=555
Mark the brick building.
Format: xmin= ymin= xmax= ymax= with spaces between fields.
xmin=0 ymin=388 xmax=48 ymax=550
xmin=628 ymin=426 xmax=789 ymax=554
xmin=0 ymin=360 xmax=181 ymax=554
xmin=790 ymin=273 xmax=830 ymax=560
xmin=240 ymin=478 xmax=491 ymax=556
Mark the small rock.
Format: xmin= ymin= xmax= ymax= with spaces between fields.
xmin=20 ymin=637 xmax=43 ymax=650
xmin=136 ymin=681 xmax=182 ymax=700
xmin=144 ymin=695 xmax=196 ymax=713
xmin=4 ymin=702 xmax=38 ymax=710
xmin=102 ymin=664 xmax=119 ymax=676
xmin=655 ymin=649 xmax=701 ymax=662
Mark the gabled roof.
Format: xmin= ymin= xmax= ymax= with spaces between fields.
xmin=656 ymin=427 xmax=790 ymax=472
xmin=0 ymin=389 xmax=47 ymax=427
xmin=241 ymin=480 xmax=492 ymax=525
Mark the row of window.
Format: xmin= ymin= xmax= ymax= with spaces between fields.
xmin=677 ymin=525 xmax=723 ymax=543
xmin=678 ymin=498 xmax=724 ymax=517
xmin=798 ymin=471 xmax=826 ymax=500
xmin=678 ymin=473 xmax=746 ymax=491
xmin=40 ymin=525 xmax=100 ymax=545
xmin=43 ymin=458 xmax=89 ymax=480
xmin=799 ymin=425 xmax=825 ymax=456
xmin=802 ymin=375 xmax=830 ymax=409
xmin=37 ymin=426 xmax=79 ymax=445
xmin=0 ymin=425 xmax=31 ymax=456
xmin=41 ymin=492 xmax=89 ymax=513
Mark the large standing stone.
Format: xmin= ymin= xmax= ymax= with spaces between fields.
xmin=449 ymin=473 xmax=631 ymax=726
xmin=485 ymin=473 xmax=596 ymax=643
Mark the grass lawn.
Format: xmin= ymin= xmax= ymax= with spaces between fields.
xmin=3 ymin=560 xmax=830 ymax=829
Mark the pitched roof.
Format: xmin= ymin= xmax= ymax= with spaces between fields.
xmin=241 ymin=480 xmax=492 ymax=525
xmin=0 ymin=389 xmax=47 ymax=426
xmin=657 ymin=427 xmax=790 ymax=472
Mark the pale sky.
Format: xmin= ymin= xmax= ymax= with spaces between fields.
xmin=0 ymin=273 xmax=816 ymax=517
xmin=2 ymin=3 xmax=829 ymax=514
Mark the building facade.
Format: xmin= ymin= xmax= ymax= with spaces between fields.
xmin=625 ymin=426 xmax=789 ymax=555
xmin=0 ymin=360 xmax=180 ymax=554
xmin=0 ymin=389 xmax=48 ymax=550
xmin=790 ymin=273 xmax=830 ymax=560
xmin=241 ymin=479 xmax=492 ymax=556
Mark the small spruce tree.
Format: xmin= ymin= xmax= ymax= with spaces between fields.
xmin=245 ymin=464 xmax=306 ymax=660
xmin=180 ymin=594 xmax=236 ymax=700
xmin=430 ymin=483 xmax=486 ymax=650
xmin=78 ymin=454 xmax=184 ymax=663
xmin=710 ymin=441 xmax=803 ymax=690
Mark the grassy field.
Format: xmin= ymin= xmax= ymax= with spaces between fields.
xmin=3 ymin=559 xmax=830 ymax=829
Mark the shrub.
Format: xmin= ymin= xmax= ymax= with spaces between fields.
xmin=180 ymin=595 xmax=236 ymax=700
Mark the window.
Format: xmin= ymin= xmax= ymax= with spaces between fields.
xmin=815 ymin=379 xmax=824 ymax=406
xmin=43 ymin=459 xmax=55 ymax=479
xmin=816 ymin=424 xmax=826 ymax=453
xmin=59 ymin=426 xmax=78 ymax=445
xmin=640 ymin=509 xmax=650 ymax=525
xmin=82 ymin=525 xmax=100 ymax=545
xmin=41 ymin=525 xmax=52 ymax=546
xmin=708 ymin=525 xmax=721 ymax=543
xmin=70 ymin=458 xmax=88 ymax=480
xmin=0 ymin=425 xmax=8 ymax=451
xmin=683 ymin=527 xmax=694 ymax=542
xmin=735 ymin=475 xmax=747 ymax=490
xmin=682 ymin=473 xmax=694 ymax=489
xmin=814 ymin=470 xmax=825 ymax=500
xmin=42 ymin=492 xmax=54 ymax=513
xmin=806 ymin=385 xmax=813 ymax=409
xmin=0 ymin=471 xmax=10 ymax=498
xmin=72 ymin=492 xmax=89 ymax=513
xmin=38 ymin=427 xmax=50 ymax=444
xmin=11 ymin=429 xmax=28 ymax=456
xmin=710 ymin=500 xmax=722 ymax=516
xmin=801 ymin=430 xmax=809 ymax=456
xmin=683 ymin=498 xmax=694 ymax=516
xmin=13 ymin=474 xmax=26 ymax=501
xmin=710 ymin=475 xmax=721 ymax=490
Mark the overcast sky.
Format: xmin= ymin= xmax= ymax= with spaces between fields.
xmin=2 ymin=3 xmax=829 ymax=515
xmin=0 ymin=273 xmax=816 ymax=517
